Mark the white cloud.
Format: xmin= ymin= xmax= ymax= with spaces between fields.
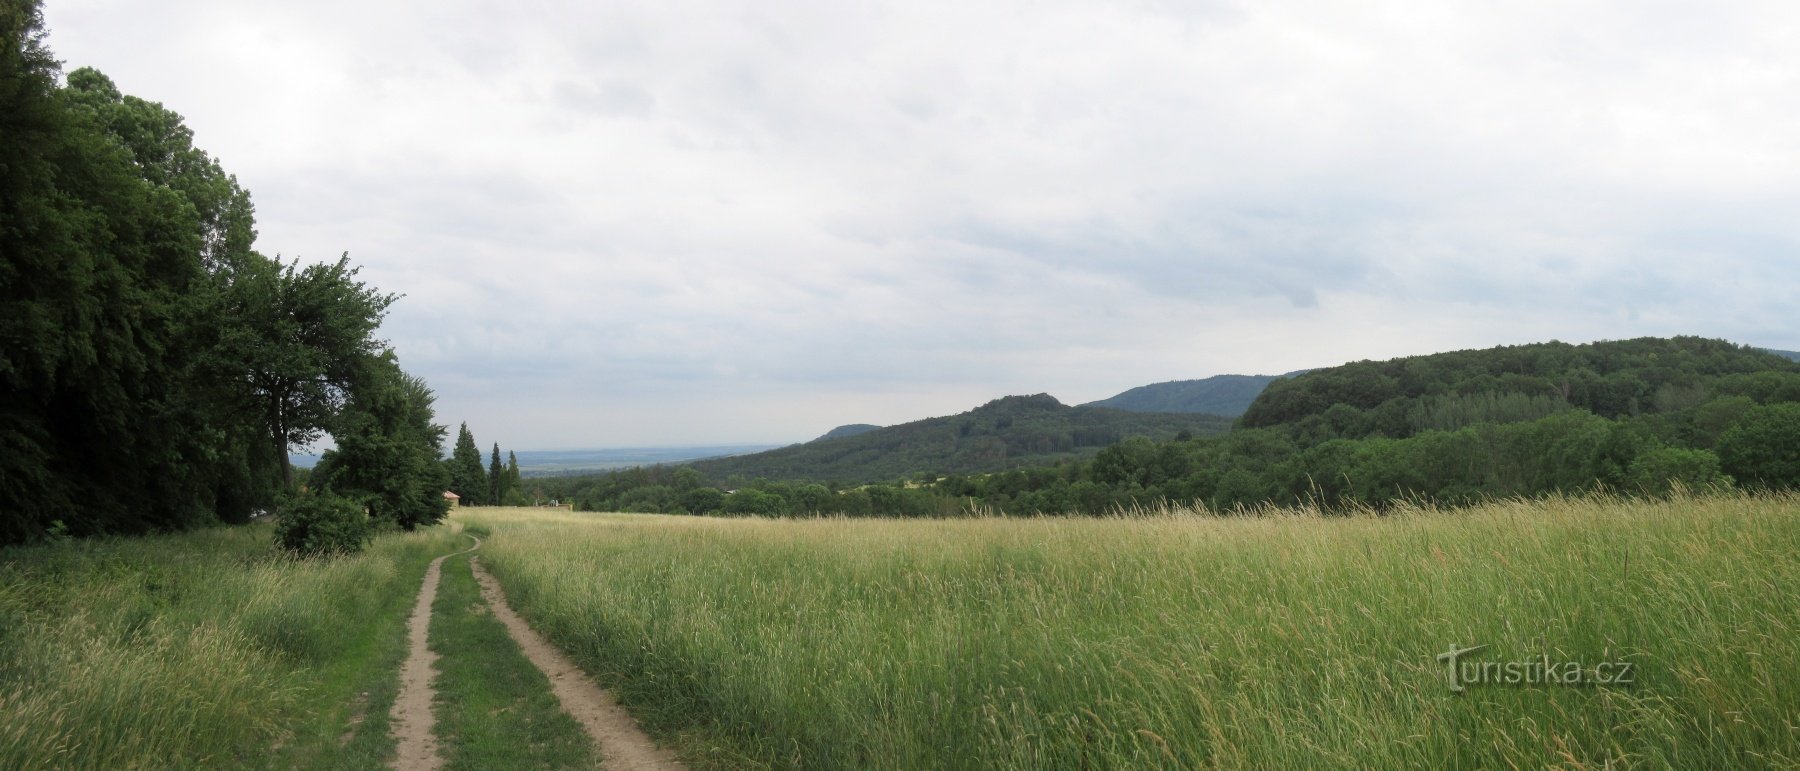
xmin=40 ymin=0 xmax=1800 ymax=445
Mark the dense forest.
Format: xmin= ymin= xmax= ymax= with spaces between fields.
xmin=1079 ymin=373 xmax=1298 ymax=416
xmin=0 ymin=3 xmax=445 ymax=546
xmin=546 ymin=337 xmax=1800 ymax=517
xmin=689 ymin=394 xmax=1234 ymax=482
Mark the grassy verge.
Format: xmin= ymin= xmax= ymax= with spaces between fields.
xmin=0 ymin=522 xmax=465 ymax=770
xmin=463 ymin=495 xmax=1800 ymax=769
xmin=429 ymin=549 xmax=598 ymax=770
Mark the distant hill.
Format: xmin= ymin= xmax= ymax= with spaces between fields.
xmin=1082 ymin=373 xmax=1303 ymax=416
xmin=1766 ymin=348 xmax=1800 ymax=363
xmin=691 ymin=394 xmax=1232 ymax=483
xmin=1239 ymin=336 xmax=1800 ymax=432
xmin=814 ymin=424 xmax=882 ymax=442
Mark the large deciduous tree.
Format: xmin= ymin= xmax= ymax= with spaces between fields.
xmin=238 ymin=254 xmax=396 ymax=488
xmin=0 ymin=0 xmax=442 ymax=545
xmin=311 ymin=353 xmax=451 ymax=531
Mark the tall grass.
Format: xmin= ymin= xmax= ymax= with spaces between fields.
xmin=0 ymin=523 xmax=464 ymax=770
xmin=465 ymin=495 xmax=1800 ymax=769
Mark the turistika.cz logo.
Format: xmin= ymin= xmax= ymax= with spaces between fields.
xmin=1436 ymin=643 xmax=1636 ymax=693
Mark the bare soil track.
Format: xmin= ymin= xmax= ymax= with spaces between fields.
xmin=389 ymin=533 xmax=684 ymax=771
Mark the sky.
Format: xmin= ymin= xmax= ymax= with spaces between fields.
xmin=39 ymin=0 xmax=1800 ymax=449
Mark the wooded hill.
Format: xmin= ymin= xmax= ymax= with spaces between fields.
xmin=690 ymin=394 xmax=1233 ymax=483
xmin=942 ymin=336 xmax=1800 ymax=514
xmin=1080 ymin=373 xmax=1298 ymax=416
xmin=814 ymin=424 xmax=882 ymax=442
xmin=547 ymin=336 xmax=1800 ymax=518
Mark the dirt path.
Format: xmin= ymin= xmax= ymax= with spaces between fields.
xmin=389 ymin=533 xmax=481 ymax=771
xmin=471 ymin=556 xmax=686 ymax=771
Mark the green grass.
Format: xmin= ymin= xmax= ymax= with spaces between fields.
xmin=462 ymin=495 xmax=1800 ymax=769
xmin=0 ymin=522 xmax=465 ymax=770
xmin=429 ymin=549 xmax=598 ymax=769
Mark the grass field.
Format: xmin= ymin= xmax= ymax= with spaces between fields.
xmin=463 ymin=495 xmax=1800 ymax=769
xmin=4 ymin=496 xmax=1795 ymax=769
xmin=0 ymin=522 xmax=465 ymax=770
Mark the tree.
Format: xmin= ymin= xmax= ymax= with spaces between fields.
xmin=488 ymin=443 xmax=503 ymax=505
xmin=448 ymin=423 xmax=485 ymax=505
xmin=1717 ymin=403 xmax=1800 ymax=489
xmin=243 ymin=255 xmax=396 ymax=488
xmin=502 ymin=451 xmax=524 ymax=505
xmin=310 ymin=353 xmax=451 ymax=531
xmin=1 ymin=14 xmax=216 ymax=541
xmin=0 ymin=3 xmax=433 ymax=545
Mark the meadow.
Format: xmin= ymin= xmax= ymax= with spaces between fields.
xmin=464 ymin=495 xmax=1800 ymax=769
xmin=0 ymin=523 xmax=465 ymax=770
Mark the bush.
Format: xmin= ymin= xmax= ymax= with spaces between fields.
xmin=1626 ymin=447 xmax=1730 ymax=496
xmin=274 ymin=492 xmax=371 ymax=556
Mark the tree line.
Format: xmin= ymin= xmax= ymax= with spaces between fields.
xmin=443 ymin=422 xmax=529 ymax=506
xmin=1 ymin=2 xmax=447 ymax=548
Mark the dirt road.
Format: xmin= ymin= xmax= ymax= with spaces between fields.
xmin=389 ymin=533 xmax=684 ymax=770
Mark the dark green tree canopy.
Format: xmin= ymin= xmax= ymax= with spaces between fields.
xmin=448 ymin=423 xmax=486 ymax=506
xmin=0 ymin=2 xmax=444 ymax=545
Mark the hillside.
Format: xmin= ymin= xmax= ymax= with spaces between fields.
xmin=934 ymin=336 xmax=1800 ymax=514
xmin=1768 ymin=348 xmax=1800 ymax=363
xmin=1239 ymin=336 xmax=1800 ymax=432
xmin=814 ymin=424 xmax=882 ymax=442
xmin=691 ymin=394 xmax=1232 ymax=482
xmin=1082 ymin=373 xmax=1294 ymax=416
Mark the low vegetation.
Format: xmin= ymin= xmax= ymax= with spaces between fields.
xmin=0 ymin=523 xmax=464 ymax=770
xmin=465 ymin=496 xmax=1800 ymax=769
xmin=428 ymin=546 xmax=598 ymax=769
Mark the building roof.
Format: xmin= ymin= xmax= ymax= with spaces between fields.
xmin=443 ymin=491 xmax=460 ymax=500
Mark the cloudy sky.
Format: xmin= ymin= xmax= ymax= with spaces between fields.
xmin=41 ymin=0 xmax=1800 ymax=448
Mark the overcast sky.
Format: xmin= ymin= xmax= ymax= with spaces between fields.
xmin=41 ymin=0 xmax=1800 ymax=448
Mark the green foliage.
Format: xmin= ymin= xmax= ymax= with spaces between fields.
xmin=693 ymin=393 xmax=1231 ymax=483
xmin=1626 ymin=447 xmax=1729 ymax=496
xmin=0 ymin=8 xmax=430 ymax=544
xmin=273 ymin=492 xmax=370 ymax=556
xmin=488 ymin=443 xmax=504 ymax=504
xmin=448 ymin=423 xmax=486 ymax=505
xmin=503 ymin=451 xmax=522 ymax=502
xmin=310 ymin=354 xmax=451 ymax=531
xmin=1241 ymin=337 xmax=1797 ymax=431
xmin=1081 ymin=374 xmax=1289 ymax=416
xmin=1717 ymin=403 xmax=1800 ymax=489
xmin=1406 ymin=390 xmax=1570 ymax=433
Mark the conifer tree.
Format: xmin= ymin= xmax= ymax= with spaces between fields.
xmin=448 ymin=423 xmax=485 ymax=505
xmin=488 ymin=443 xmax=503 ymax=505
xmin=504 ymin=451 xmax=523 ymax=505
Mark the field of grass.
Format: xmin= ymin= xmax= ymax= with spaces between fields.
xmin=0 ymin=522 xmax=465 ymax=770
xmin=463 ymin=495 xmax=1800 ymax=769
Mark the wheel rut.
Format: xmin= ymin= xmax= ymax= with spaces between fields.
xmin=389 ymin=532 xmax=685 ymax=770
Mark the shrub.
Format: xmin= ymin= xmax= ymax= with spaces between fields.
xmin=274 ymin=492 xmax=371 ymax=556
xmin=1626 ymin=447 xmax=1730 ymax=496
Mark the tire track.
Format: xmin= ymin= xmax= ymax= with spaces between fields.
xmin=389 ymin=533 xmax=481 ymax=771
xmin=471 ymin=555 xmax=686 ymax=771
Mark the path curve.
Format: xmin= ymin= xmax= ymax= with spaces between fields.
xmin=471 ymin=555 xmax=686 ymax=771
xmin=390 ymin=533 xmax=482 ymax=771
